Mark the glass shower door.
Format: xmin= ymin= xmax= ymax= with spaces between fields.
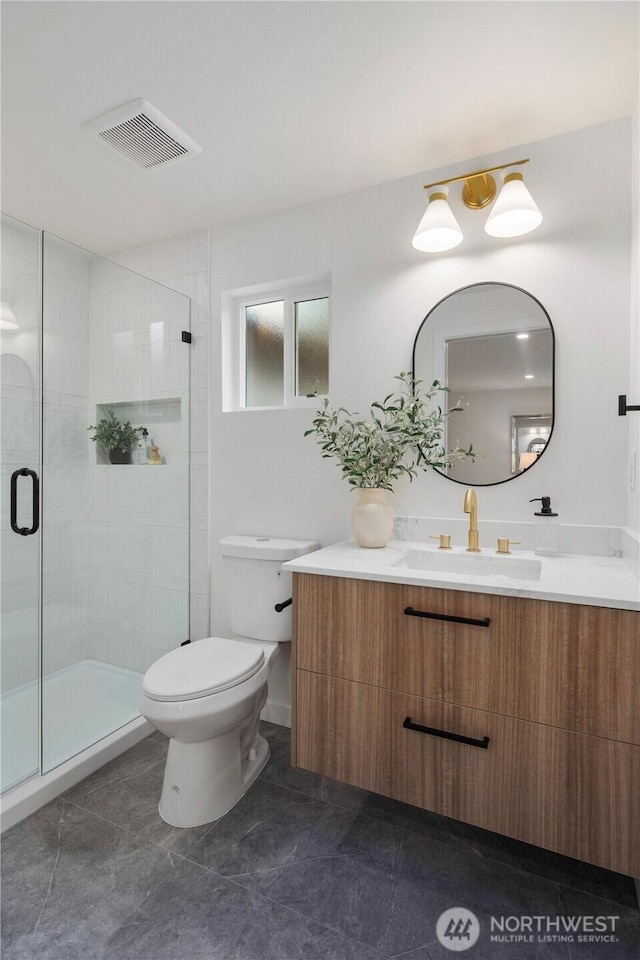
xmin=0 ymin=214 xmax=42 ymax=792
xmin=41 ymin=233 xmax=190 ymax=773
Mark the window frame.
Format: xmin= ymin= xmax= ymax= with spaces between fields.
xmin=235 ymin=282 xmax=330 ymax=410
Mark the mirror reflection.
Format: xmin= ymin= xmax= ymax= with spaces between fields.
xmin=413 ymin=283 xmax=554 ymax=486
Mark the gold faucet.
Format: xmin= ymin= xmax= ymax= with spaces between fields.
xmin=463 ymin=488 xmax=480 ymax=552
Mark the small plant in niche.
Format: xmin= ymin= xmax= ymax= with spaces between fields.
xmin=305 ymin=372 xmax=474 ymax=489
xmin=87 ymin=410 xmax=145 ymax=464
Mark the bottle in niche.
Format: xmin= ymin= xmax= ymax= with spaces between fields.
xmin=529 ymin=496 xmax=559 ymax=556
xmin=135 ymin=428 xmax=149 ymax=465
xmin=150 ymin=442 xmax=162 ymax=465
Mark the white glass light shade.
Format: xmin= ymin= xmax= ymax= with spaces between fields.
xmin=485 ymin=171 xmax=542 ymax=238
xmin=0 ymin=301 xmax=18 ymax=330
xmin=412 ymin=186 xmax=463 ymax=252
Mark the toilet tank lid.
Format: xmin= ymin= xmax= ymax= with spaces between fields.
xmin=220 ymin=535 xmax=319 ymax=561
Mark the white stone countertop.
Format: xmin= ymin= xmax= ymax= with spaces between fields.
xmin=284 ymin=539 xmax=640 ymax=612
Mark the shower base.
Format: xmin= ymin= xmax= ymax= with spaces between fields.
xmin=1 ymin=659 xmax=152 ymax=832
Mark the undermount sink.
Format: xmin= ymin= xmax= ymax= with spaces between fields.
xmin=392 ymin=549 xmax=542 ymax=581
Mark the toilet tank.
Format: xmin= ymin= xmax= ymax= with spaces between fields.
xmin=220 ymin=536 xmax=319 ymax=643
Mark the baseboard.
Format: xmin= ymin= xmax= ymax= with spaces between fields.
xmin=261 ymin=698 xmax=291 ymax=728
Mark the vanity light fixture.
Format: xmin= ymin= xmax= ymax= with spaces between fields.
xmin=516 ymin=333 xmax=529 ymax=340
xmin=485 ymin=166 xmax=543 ymax=238
xmin=412 ymin=158 xmax=542 ymax=252
xmin=411 ymin=184 xmax=463 ymax=252
xmin=525 ymin=374 xmax=534 ymax=379
xmin=0 ymin=301 xmax=18 ymax=331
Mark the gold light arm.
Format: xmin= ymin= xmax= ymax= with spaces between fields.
xmin=423 ymin=159 xmax=531 ymax=210
xmin=422 ymin=158 xmax=530 ymax=192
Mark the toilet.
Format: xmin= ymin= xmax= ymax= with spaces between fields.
xmin=139 ymin=535 xmax=318 ymax=828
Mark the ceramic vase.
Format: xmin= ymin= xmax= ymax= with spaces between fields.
xmin=352 ymin=488 xmax=394 ymax=548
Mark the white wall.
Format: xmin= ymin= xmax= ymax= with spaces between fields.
xmin=206 ymin=119 xmax=634 ymax=722
xmin=209 ymin=119 xmax=633 ymax=635
xmin=110 ymin=118 xmax=635 ymax=725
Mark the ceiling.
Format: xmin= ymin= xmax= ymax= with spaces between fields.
xmin=447 ymin=329 xmax=553 ymax=392
xmin=1 ymin=1 xmax=638 ymax=255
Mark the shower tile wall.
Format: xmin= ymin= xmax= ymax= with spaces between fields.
xmin=86 ymin=258 xmax=190 ymax=673
xmin=113 ymin=231 xmax=210 ymax=643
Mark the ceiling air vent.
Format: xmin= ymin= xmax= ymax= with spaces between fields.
xmin=84 ymin=99 xmax=202 ymax=170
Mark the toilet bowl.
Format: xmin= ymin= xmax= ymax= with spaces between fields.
xmin=139 ymin=535 xmax=318 ymax=828
xmin=139 ymin=636 xmax=278 ymax=827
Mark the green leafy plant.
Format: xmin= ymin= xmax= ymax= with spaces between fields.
xmin=87 ymin=410 xmax=143 ymax=454
xmin=305 ymin=372 xmax=474 ymax=490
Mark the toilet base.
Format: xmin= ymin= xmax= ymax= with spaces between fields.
xmin=158 ymin=732 xmax=270 ymax=828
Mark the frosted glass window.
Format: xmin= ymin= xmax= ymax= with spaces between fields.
xmin=295 ymin=297 xmax=329 ymax=396
xmin=245 ymin=301 xmax=284 ymax=407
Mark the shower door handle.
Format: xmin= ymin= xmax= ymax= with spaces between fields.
xmin=10 ymin=468 xmax=40 ymax=536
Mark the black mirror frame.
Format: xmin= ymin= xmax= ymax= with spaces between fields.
xmin=412 ymin=281 xmax=556 ymax=487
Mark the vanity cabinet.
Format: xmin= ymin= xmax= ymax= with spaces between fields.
xmin=292 ymin=573 xmax=640 ymax=877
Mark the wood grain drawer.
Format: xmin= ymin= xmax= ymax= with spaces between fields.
xmin=294 ymin=574 xmax=575 ymax=728
xmin=295 ymin=669 xmax=640 ymax=876
xmin=574 ymin=604 xmax=640 ymax=744
xmin=293 ymin=573 xmax=640 ymax=742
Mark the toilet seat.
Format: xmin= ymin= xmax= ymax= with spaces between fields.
xmin=142 ymin=637 xmax=265 ymax=702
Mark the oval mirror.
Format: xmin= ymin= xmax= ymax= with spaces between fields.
xmin=413 ymin=282 xmax=555 ymax=486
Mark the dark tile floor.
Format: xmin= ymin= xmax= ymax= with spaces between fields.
xmin=2 ymin=722 xmax=638 ymax=960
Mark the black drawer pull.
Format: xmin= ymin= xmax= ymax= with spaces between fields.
xmin=403 ymin=716 xmax=490 ymax=750
xmin=274 ymin=597 xmax=293 ymax=613
xmin=404 ymin=606 xmax=490 ymax=628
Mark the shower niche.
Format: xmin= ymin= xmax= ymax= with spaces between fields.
xmin=92 ymin=397 xmax=184 ymax=465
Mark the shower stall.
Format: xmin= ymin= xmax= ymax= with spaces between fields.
xmin=1 ymin=214 xmax=191 ymax=823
